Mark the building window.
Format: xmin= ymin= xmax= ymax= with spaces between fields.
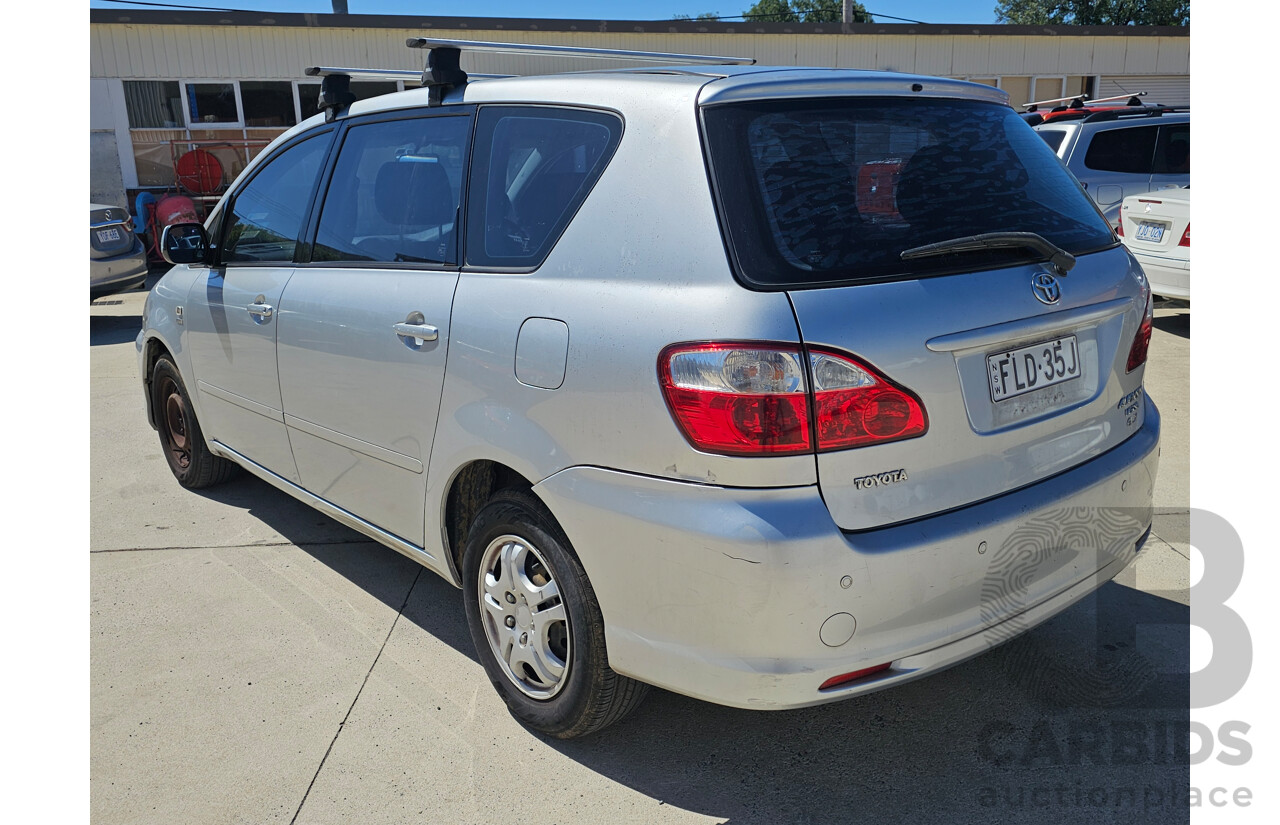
xmin=241 ymin=81 xmax=296 ymax=127
xmin=186 ymin=83 xmax=238 ymax=124
xmin=124 ymin=81 xmax=183 ymax=128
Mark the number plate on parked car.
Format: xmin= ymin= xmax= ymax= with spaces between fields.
xmin=1134 ymin=222 xmax=1165 ymax=242
xmin=96 ymin=228 xmax=122 ymax=243
xmin=987 ymin=335 xmax=1081 ymax=402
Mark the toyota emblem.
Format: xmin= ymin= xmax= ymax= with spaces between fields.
xmin=1032 ymin=272 xmax=1061 ymax=305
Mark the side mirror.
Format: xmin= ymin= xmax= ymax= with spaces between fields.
xmin=160 ymin=222 xmax=209 ymax=266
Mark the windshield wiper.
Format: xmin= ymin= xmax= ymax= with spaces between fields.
xmin=900 ymin=231 xmax=1076 ymax=276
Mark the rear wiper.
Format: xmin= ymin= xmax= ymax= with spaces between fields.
xmin=900 ymin=231 xmax=1076 ymax=276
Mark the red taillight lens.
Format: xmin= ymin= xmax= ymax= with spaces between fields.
xmin=659 ymin=343 xmax=927 ymax=456
xmin=660 ymin=344 xmax=811 ymax=456
xmin=1115 ymin=216 xmax=1124 ymax=236
xmin=809 ymin=349 xmax=928 ymax=451
xmin=1126 ymin=291 xmax=1154 ymax=373
xmin=819 ymin=663 xmax=892 ymax=690
xmin=1179 ymin=223 xmax=1190 ymax=247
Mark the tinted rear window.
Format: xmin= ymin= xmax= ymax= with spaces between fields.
xmin=701 ymin=98 xmax=1114 ymax=288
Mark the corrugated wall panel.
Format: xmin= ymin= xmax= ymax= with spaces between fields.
xmin=989 ymin=36 xmax=1028 ymax=75
xmin=873 ymin=37 xmax=916 ymax=73
xmin=913 ymin=35 xmax=953 ymax=76
xmin=1089 ymin=37 xmax=1128 ymax=74
xmin=951 ymin=36 xmax=992 ymax=76
xmin=1122 ymin=38 xmax=1161 ymax=74
xmin=835 ymin=36 xmax=880 ymax=70
xmin=1058 ymin=37 xmax=1095 ymax=74
xmin=1155 ymin=37 xmax=1189 ymax=74
xmin=1098 ymin=75 xmax=1189 ymax=106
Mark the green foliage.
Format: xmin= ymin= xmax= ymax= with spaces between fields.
xmin=994 ymin=0 xmax=1189 ymax=25
xmin=743 ymin=0 xmax=873 ymax=23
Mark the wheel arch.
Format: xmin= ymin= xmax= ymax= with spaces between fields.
xmin=441 ymin=459 xmax=535 ymax=585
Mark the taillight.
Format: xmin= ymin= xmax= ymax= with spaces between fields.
xmin=658 ymin=343 xmax=927 ymax=457
xmin=809 ymin=348 xmax=928 ymax=450
xmin=1126 ymin=290 xmax=1154 ymax=373
xmin=1115 ymin=216 xmax=1124 ymax=236
xmin=1179 ymin=223 xmax=1190 ymax=247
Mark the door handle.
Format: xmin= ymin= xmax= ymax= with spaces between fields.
xmin=393 ymin=322 xmax=439 ymax=342
xmin=394 ymin=311 xmax=438 ymax=345
xmin=247 ymin=297 xmax=274 ymax=320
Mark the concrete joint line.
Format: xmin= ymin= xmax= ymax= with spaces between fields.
xmin=289 ymin=567 xmax=422 ymax=825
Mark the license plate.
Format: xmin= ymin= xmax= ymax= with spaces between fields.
xmin=1134 ymin=222 xmax=1165 ymax=242
xmin=96 ymin=227 xmax=122 ymax=244
xmin=987 ymin=335 xmax=1081 ymax=402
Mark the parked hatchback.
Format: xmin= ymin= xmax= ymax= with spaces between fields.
xmin=138 ymin=42 xmax=1159 ymax=738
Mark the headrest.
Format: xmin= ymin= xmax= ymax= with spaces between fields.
xmin=373 ymin=158 xmax=454 ymax=228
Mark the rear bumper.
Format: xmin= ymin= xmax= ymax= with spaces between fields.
xmin=90 ymin=239 xmax=149 ymax=297
xmin=534 ymin=395 xmax=1160 ymax=710
xmin=1134 ymin=251 xmax=1189 ymax=301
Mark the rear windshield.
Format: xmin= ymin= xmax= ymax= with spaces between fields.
xmin=701 ymin=98 xmax=1114 ymax=288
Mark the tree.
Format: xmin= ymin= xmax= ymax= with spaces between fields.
xmin=994 ymin=0 xmax=1189 ymax=25
xmin=743 ymin=0 xmax=873 ymax=23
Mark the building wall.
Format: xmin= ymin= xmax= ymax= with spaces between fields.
xmin=88 ymin=17 xmax=1191 ymax=201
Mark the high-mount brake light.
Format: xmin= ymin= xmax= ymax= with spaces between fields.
xmin=1126 ymin=290 xmax=1154 ymax=373
xmin=658 ymin=343 xmax=928 ymax=457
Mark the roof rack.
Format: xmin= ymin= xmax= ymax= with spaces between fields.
xmin=1079 ymin=105 xmax=1188 ymax=123
xmin=307 ymin=38 xmax=756 ymax=118
xmin=405 ymin=37 xmax=755 ymax=107
xmin=1024 ymin=92 xmax=1145 ymax=113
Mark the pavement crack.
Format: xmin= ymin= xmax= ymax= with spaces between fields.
xmin=289 ymin=566 xmax=422 ymax=825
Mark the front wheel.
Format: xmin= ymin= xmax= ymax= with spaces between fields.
xmin=151 ymin=355 xmax=238 ymax=489
xmin=462 ymin=489 xmax=649 ymax=738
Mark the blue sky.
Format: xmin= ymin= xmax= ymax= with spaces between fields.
xmin=87 ymin=0 xmax=1002 ymax=25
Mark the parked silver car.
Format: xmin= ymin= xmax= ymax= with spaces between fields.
xmin=138 ymin=41 xmax=1159 ymax=738
xmin=90 ymin=203 xmax=148 ymax=299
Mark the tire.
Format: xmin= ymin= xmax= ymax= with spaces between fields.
xmin=151 ymin=356 xmax=238 ymax=489
xmin=462 ymin=489 xmax=649 ymax=738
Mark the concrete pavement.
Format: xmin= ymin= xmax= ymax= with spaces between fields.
xmin=91 ymin=278 xmax=1190 ymax=825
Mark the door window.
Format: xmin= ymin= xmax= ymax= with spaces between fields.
xmin=1152 ymin=124 xmax=1190 ymax=174
xmin=222 ymin=133 xmax=330 ymax=263
xmin=466 ymin=106 xmax=622 ymax=268
xmin=1083 ymin=125 xmax=1158 ymax=174
xmin=312 ymin=115 xmax=470 ymax=265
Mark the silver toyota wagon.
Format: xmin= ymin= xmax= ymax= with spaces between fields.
xmin=138 ymin=40 xmax=1159 ymax=738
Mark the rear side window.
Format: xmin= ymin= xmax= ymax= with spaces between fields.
xmin=1083 ymin=125 xmax=1158 ymax=173
xmin=222 ymin=133 xmax=330 ymax=263
xmin=312 ymin=114 xmax=470 ymax=265
xmin=701 ymin=98 xmax=1113 ymax=288
xmin=467 ymin=106 xmax=622 ymax=268
xmin=1037 ymin=129 xmax=1068 ymax=153
xmin=1152 ymin=124 xmax=1190 ymax=174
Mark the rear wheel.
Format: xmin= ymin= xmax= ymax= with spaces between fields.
xmin=151 ymin=356 xmax=237 ymax=489
xmin=462 ymin=489 xmax=649 ymax=738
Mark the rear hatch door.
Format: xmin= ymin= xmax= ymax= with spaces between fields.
xmin=701 ymin=91 xmax=1150 ymax=530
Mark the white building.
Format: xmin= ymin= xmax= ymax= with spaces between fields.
xmin=89 ymin=9 xmax=1190 ymax=209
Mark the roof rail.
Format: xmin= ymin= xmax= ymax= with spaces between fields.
xmin=1081 ymin=105 xmax=1188 ymax=123
xmin=405 ymin=37 xmax=756 ymax=107
xmin=304 ymin=64 xmax=514 ymax=119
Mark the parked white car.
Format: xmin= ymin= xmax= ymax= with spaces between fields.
xmin=1119 ymin=187 xmax=1190 ymax=301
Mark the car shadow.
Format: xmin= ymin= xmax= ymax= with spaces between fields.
xmin=1153 ymin=312 xmax=1189 ymax=339
xmin=90 ymin=312 xmax=143 ymax=346
xmin=188 ymin=473 xmax=1189 ymax=824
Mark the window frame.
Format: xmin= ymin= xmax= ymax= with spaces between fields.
xmin=213 ymin=126 xmax=337 ymax=267
xmin=462 ymin=103 xmax=625 ymax=274
xmin=296 ymin=106 xmax=478 ymax=272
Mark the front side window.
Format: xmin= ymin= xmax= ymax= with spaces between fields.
xmin=702 ymin=97 xmax=1114 ymax=288
xmin=467 ymin=106 xmax=622 ymax=268
xmin=1083 ymin=125 xmax=1158 ymax=173
xmin=222 ymin=133 xmax=330 ymax=263
xmin=312 ymin=115 xmax=470 ymax=265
